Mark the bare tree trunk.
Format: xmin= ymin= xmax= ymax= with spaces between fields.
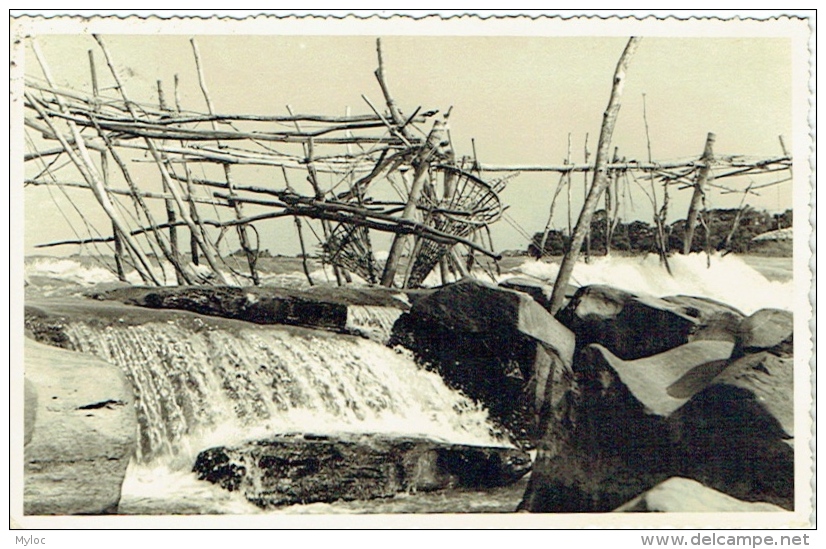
xmin=548 ymin=37 xmax=641 ymax=315
xmin=682 ymin=132 xmax=716 ymax=254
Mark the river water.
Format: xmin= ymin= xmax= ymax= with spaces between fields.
xmin=23 ymin=252 xmax=793 ymax=514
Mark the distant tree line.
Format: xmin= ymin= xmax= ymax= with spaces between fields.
xmin=528 ymin=207 xmax=792 ymax=257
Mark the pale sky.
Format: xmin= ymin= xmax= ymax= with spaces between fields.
xmin=19 ymin=31 xmax=795 ymax=256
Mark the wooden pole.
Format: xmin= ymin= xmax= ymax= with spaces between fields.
xmin=583 ymin=133 xmax=591 ymax=261
xmin=157 ymin=79 xmax=185 ymax=285
xmin=32 ymin=42 xmax=158 ymax=285
xmin=94 ymin=34 xmax=228 ymax=284
xmin=283 ymin=166 xmax=314 ymax=286
xmin=380 ymin=120 xmax=446 ymax=286
xmin=682 ymin=132 xmax=716 ymax=254
xmin=173 ymin=73 xmax=201 ymax=267
xmin=642 ymin=93 xmax=671 ymax=274
xmin=549 ymin=37 xmax=641 ymax=315
xmin=565 ymin=133 xmax=572 ymax=238
xmin=190 ymin=38 xmax=259 ymax=285
xmin=88 ymin=49 xmax=126 ymax=282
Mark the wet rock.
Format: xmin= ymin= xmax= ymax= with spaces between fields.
xmin=95 ymin=285 xmax=412 ymax=342
xmin=558 ymin=285 xmax=744 ymax=360
xmin=390 ymin=279 xmax=575 ymax=443
xmin=24 ymin=339 xmax=137 ymax=515
xmin=662 ymin=295 xmax=745 ymax=343
xmin=670 ymin=351 xmax=794 ymax=510
xmin=498 ymin=276 xmax=578 ymax=313
xmin=193 ymin=433 xmax=531 ymax=509
xmin=615 ymin=477 xmax=786 ymax=512
xmin=734 ymin=308 xmax=793 ymax=358
xmin=520 ymin=339 xmax=744 ymax=513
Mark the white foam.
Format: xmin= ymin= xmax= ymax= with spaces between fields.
xmin=506 ymin=253 xmax=792 ymax=315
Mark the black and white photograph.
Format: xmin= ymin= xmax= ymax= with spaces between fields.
xmin=9 ymin=12 xmax=814 ymax=531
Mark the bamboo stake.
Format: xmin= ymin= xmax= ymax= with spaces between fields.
xmin=682 ymin=132 xmax=716 ymax=254
xmin=174 ymin=73 xmax=201 ymax=267
xmin=94 ymin=34 xmax=228 ymax=284
xmin=549 ymin=37 xmax=641 ymax=315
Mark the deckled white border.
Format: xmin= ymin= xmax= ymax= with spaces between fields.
xmin=8 ymin=11 xmax=815 ymax=530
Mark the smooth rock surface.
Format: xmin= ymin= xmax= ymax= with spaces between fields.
xmin=615 ymin=477 xmax=786 ymax=512
xmin=670 ymin=351 xmax=794 ymax=510
xmin=24 ymin=339 xmax=137 ymax=515
xmin=390 ymin=279 xmax=575 ymax=442
xmin=95 ymin=285 xmax=411 ymax=342
xmin=498 ymin=276 xmax=578 ymax=313
xmin=194 ymin=433 xmax=531 ymax=509
xmin=558 ymin=285 xmax=744 ymax=360
xmin=734 ymin=308 xmax=793 ymax=358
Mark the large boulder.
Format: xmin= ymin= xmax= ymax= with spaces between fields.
xmin=193 ymin=433 xmax=531 ymax=509
xmin=669 ymin=351 xmax=794 ymax=509
xmin=558 ymin=285 xmax=744 ymax=360
xmin=614 ymin=477 xmax=786 ymax=512
xmin=498 ymin=276 xmax=578 ymax=313
xmin=390 ymin=279 xmax=575 ymax=443
xmin=95 ymin=285 xmax=413 ymax=343
xmin=519 ymin=340 xmax=735 ymax=513
xmin=733 ymin=308 xmax=793 ymax=358
xmin=24 ymin=339 xmax=137 ymax=515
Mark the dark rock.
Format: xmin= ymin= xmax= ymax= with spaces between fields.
xmin=521 ymin=340 xmax=734 ymax=513
xmin=94 ymin=285 xmax=412 ymax=342
xmin=558 ymin=285 xmax=745 ymax=360
xmin=24 ymin=339 xmax=137 ymax=515
xmin=390 ymin=279 xmax=575 ymax=443
xmin=193 ymin=433 xmax=531 ymax=509
xmin=734 ymin=308 xmax=793 ymax=358
xmin=498 ymin=276 xmax=578 ymax=313
xmin=614 ymin=477 xmax=786 ymax=512
xmin=662 ymin=295 xmax=745 ymax=343
xmin=670 ymin=351 xmax=794 ymax=510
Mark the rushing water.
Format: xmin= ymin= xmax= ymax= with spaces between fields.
xmin=60 ymin=315 xmax=509 ymax=513
xmin=23 ymin=252 xmax=794 ymax=513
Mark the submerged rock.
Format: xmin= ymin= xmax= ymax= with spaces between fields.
xmin=558 ymin=285 xmax=744 ymax=360
xmin=193 ymin=433 xmax=531 ymax=509
xmin=614 ymin=477 xmax=786 ymax=512
xmin=390 ymin=279 xmax=575 ymax=443
xmin=24 ymin=339 xmax=137 ymax=515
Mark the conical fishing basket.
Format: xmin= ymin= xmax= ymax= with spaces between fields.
xmin=323 ymin=222 xmax=380 ymax=284
xmin=406 ymin=166 xmax=503 ymax=287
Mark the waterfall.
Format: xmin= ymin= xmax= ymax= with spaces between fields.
xmin=63 ymin=317 xmax=505 ymax=465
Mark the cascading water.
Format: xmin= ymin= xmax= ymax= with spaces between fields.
xmin=63 ymin=316 xmax=505 ymax=467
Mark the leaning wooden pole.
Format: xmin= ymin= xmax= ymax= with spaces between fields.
xmin=191 ymin=38 xmax=259 ymax=285
xmin=157 ymin=79 xmax=186 ymax=285
xmin=32 ymin=41 xmax=158 ymax=285
xmin=88 ymin=49 xmax=126 ymax=282
xmin=548 ymin=37 xmax=641 ymax=315
xmin=94 ymin=34 xmax=229 ymax=284
xmin=682 ymin=132 xmax=716 ymax=254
